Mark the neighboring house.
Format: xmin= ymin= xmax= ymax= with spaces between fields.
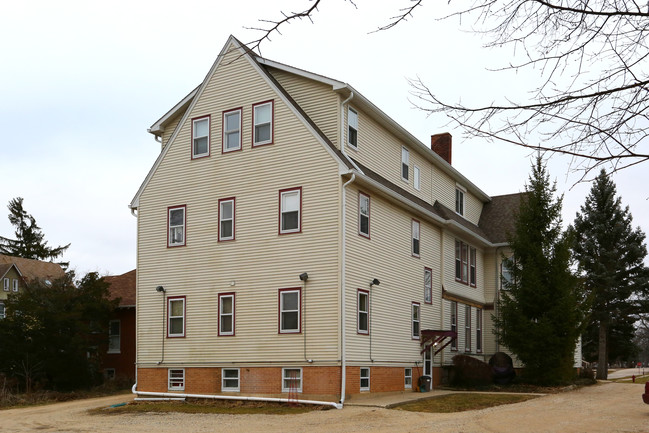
xmin=129 ymin=35 xmax=548 ymax=401
xmin=0 ymin=254 xmax=65 ymax=319
xmin=102 ymin=269 xmax=136 ymax=382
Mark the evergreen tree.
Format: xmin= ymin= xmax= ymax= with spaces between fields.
xmin=0 ymin=197 xmax=69 ymax=265
xmin=571 ymin=170 xmax=649 ymax=379
xmin=495 ymin=156 xmax=584 ymax=384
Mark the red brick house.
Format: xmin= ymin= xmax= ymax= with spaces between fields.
xmin=102 ymin=269 xmax=136 ymax=383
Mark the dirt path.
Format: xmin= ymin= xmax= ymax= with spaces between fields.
xmin=1 ymin=383 xmax=647 ymax=433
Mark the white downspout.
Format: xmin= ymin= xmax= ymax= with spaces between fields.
xmin=339 ymin=90 xmax=355 ymax=407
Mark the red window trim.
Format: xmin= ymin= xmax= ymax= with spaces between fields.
xmin=455 ymin=240 xmax=477 ymax=286
xmin=278 ymin=287 xmax=301 ymax=334
xmin=278 ymin=187 xmax=302 ymax=235
xmin=469 ymin=247 xmax=477 ymax=287
xmin=218 ymin=197 xmax=236 ymax=242
xmin=357 ymin=289 xmax=370 ymax=335
xmin=218 ymin=292 xmax=235 ymax=337
xmin=411 ymin=219 xmax=421 ymax=258
xmin=411 ymin=302 xmax=421 ymax=340
xmin=167 ymin=296 xmax=186 ymax=338
xmin=191 ymin=115 xmax=211 ymax=160
xmin=251 ymin=100 xmax=274 ymax=148
xmin=167 ymin=205 xmax=186 ymax=248
xmin=358 ymin=191 xmax=370 ymax=239
xmin=222 ymin=107 xmax=243 ymax=154
xmin=424 ymin=267 xmax=433 ymax=305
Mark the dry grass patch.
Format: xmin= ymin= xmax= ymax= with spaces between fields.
xmin=391 ymin=393 xmax=540 ymax=413
xmin=93 ymin=398 xmax=328 ymax=415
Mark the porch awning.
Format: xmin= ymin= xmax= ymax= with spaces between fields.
xmin=420 ymin=329 xmax=457 ymax=356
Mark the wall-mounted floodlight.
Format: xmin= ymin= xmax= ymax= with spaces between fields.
xmin=370 ymin=278 xmax=380 ymax=287
xmin=299 ymin=272 xmax=309 ymax=282
xmin=156 ymin=285 xmax=166 ymax=293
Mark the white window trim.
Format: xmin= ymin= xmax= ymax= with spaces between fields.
xmin=3 ymin=278 xmax=9 ymax=291
xmin=424 ymin=267 xmax=432 ymax=304
xmin=412 ymin=219 xmax=420 ymax=257
xmin=253 ymin=101 xmax=273 ymax=146
xmin=360 ymin=367 xmax=370 ymax=392
xmin=404 ymin=368 xmax=413 ymax=389
xmin=281 ymin=367 xmax=302 ymax=393
xmin=348 ymin=107 xmax=358 ymax=149
xmin=223 ymin=108 xmax=242 ymax=152
xmin=108 ymin=319 xmax=121 ymax=354
xmin=465 ymin=305 xmax=472 ymax=352
xmin=168 ymin=206 xmax=186 ymax=247
xmin=401 ymin=147 xmax=410 ymax=182
xmin=357 ymin=289 xmax=369 ymax=335
xmin=168 ymin=368 xmax=185 ymax=391
xmin=279 ymin=188 xmax=301 ymax=234
xmin=218 ymin=198 xmax=235 ymax=242
xmin=221 ymin=368 xmax=240 ymax=392
xmin=450 ymin=301 xmax=458 ymax=350
xmin=279 ymin=289 xmax=301 ymax=334
xmin=192 ymin=116 xmax=210 ymax=158
xmin=412 ymin=302 xmax=421 ymax=339
xmin=12 ymin=279 xmax=18 ymax=292
xmin=168 ymin=297 xmax=185 ymax=338
xmin=219 ymin=293 xmax=235 ymax=336
xmin=358 ymin=193 xmax=370 ymax=238
xmin=414 ymin=165 xmax=421 ymax=190
xmin=455 ymin=185 xmax=466 ymax=216
xmin=476 ymin=308 xmax=483 ymax=353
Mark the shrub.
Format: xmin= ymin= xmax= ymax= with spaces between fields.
xmin=452 ymin=355 xmax=492 ymax=387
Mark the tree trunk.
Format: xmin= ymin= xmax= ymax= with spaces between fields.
xmin=596 ymin=322 xmax=608 ymax=380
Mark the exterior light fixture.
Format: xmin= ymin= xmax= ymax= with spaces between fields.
xmin=156 ymin=285 xmax=165 ymax=293
xmin=370 ymin=278 xmax=380 ymax=287
xmin=299 ymin=272 xmax=309 ymax=282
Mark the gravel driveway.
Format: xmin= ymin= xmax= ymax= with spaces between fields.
xmin=1 ymin=382 xmax=646 ymax=433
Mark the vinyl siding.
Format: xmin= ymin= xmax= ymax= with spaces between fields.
xmin=344 ymin=184 xmax=443 ymax=365
xmin=442 ymin=231 xmax=486 ymax=304
xmin=136 ymin=42 xmax=342 ymax=367
xmin=268 ymin=68 xmax=340 ymax=148
xmin=161 ymin=113 xmax=183 ymax=149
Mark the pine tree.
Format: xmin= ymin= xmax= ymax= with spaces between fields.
xmin=572 ymin=170 xmax=649 ymax=379
xmin=0 ymin=197 xmax=69 ymax=264
xmin=495 ymin=156 xmax=584 ymax=384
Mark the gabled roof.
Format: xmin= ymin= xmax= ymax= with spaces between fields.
xmin=0 ymin=254 xmax=64 ymax=282
xmin=0 ymin=263 xmax=22 ymax=280
xmin=478 ymin=192 xmax=526 ymax=244
xmin=104 ymin=269 xmax=136 ymax=307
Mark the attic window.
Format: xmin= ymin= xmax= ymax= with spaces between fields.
xmin=348 ymin=108 xmax=358 ymax=148
xmin=401 ymin=147 xmax=410 ymax=181
xmin=455 ymin=186 xmax=465 ymax=216
xmin=192 ymin=116 xmax=210 ymax=158
xmin=223 ymin=108 xmax=242 ymax=152
xmin=253 ymin=101 xmax=273 ymax=146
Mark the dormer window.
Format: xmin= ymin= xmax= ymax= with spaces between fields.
xmin=192 ymin=116 xmax=210 ymax=158
xmin=455 ymin=186 xmax=465 ymax=216
xmin=348 ymin=108 xmax=358 ymax=148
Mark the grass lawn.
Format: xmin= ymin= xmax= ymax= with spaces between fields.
xmin=93 ymin=398 xmax=327 ymax=416
xmin=391 ymin=393 xmax=540 ymax=413
xmin=614 ymin=375 xmax=649 ymax=384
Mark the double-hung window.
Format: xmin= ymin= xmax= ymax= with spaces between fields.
xmin=108 ymin=320 xmax=120 ymax=353
xmin=360 ymin=367 xmax=370 ymax=391
xmin=501 ymin=257 xmax=515 ymax=289
xmin=219 ymin=293 xmax=235 ymax=336
xmin=469 ymin=247 xmax=477 ymax=287
xmin=476 ymin=308 xmax=483 ymax=353
xmin=3 ymin=278 xmax=8 ymax=291
xmin=455 ymin=186 xmax=465 ymax=216
xmin=282 ymin=368 xmax=302 ymax=393
xmin=253 ymin=101 xmax=273 ymax=146
xmin=223 ymin=108 xmax=242 ymax=152
xmin=465 ymin=305 xmax=472 ymax=352
xmin=357 ymin=289 xmax=369 ymax=334
xmin=424 ymin=267 xmax=432 ymax=304
xmin=222 ymin=368 xmax=240 ymax=392
xmin=192 ymin=116 xmax=210 ymax=158
xmin=455 ymin=240 xmax=476 ymax=285
xmin=279 ymin=188 xmax=301 ymax=234
xmin=168 ymin=296 xmax=185 ymax=337
xmin=168 ymin=206 xmax=186 ymax=247
xmin=218 ymin=198 xmax=235 ymax=241
xmin=412 ymin=219 xmax=420 ymax=257
xmin=401 ymin=147 xmax=410 ymax=181
xmin=412 ymin=302 xmax=420 ymax=339
xmin=348 ymin=107 xmax=358 ymax=148
xmin=12 ymin=279 xmax=18 ymax=292
xmin=168 ymin=369 xmax=185 ymax=390
xmin=358 ymin=193 xmax=370 ymax=238
xmin=279 ymin=289 xmax=301 ymax=333
xmin=450 ymin=301 xmax=458 ymax=350
xmin=414 ymin=166 xmax=421 ymax=190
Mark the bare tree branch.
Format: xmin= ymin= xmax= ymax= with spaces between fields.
xmin=372 ymin=0 xmax=424 ymax=32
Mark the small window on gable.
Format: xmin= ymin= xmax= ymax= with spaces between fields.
xmin=359 ymin=193 xmax=370 ymax=238
xmin=253 ymin=101 xmax=273 ymax=146
xmin=219 ymin=293 xmax=235 ymax=336
xmin=168 ymin=206 xmax=186 ymax=247
xmin=455 ymin=187 xmax=465 ymax=216
xmin=168 ymin=297 xmax=185 ymax=338
xmin=348 ymin=107 xmax=358 ymax=148
xmin=357 ymin=289 xmax=369 ymax=334
xmin=3 ymin=278 xmax=9 ymax=291
xmin=168 ymin=368 xmax=185 ymax=390
xmin=12 ymin=279 xmax=18 ymax=292
xmin=412 ymin=302 xmax=421 ymax=339
xmin=218 ymin=198 xmax=235 ymax=242
xmin=192 ymin=116 xmax=210 ymax=158
xmin=424 ymin=267 xmax=432 ymax=304
xmin=279 ymin=188 xmax=301 ymax=234
xmin=412 ymin=219 xmax=420 ymax=257
xmin=279 ymin=288 xmax=301 ymax=333
xmin=414 ymin=166 xmax=421 ymax=190
xmin=401 ymin=147 xmax=409 ymax=181
xmin=223 ymin=108 xmax=242 ymax=152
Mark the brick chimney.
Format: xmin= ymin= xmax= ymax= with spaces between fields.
xmin=431 ymin=133 xmax=452 ymax=164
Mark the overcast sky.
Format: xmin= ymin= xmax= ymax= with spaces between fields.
xmin=2 ymin=0 xmax=646 ymax=276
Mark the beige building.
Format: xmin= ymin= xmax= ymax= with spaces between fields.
xmin=130 ymin=36 xmax=524 ymax=403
